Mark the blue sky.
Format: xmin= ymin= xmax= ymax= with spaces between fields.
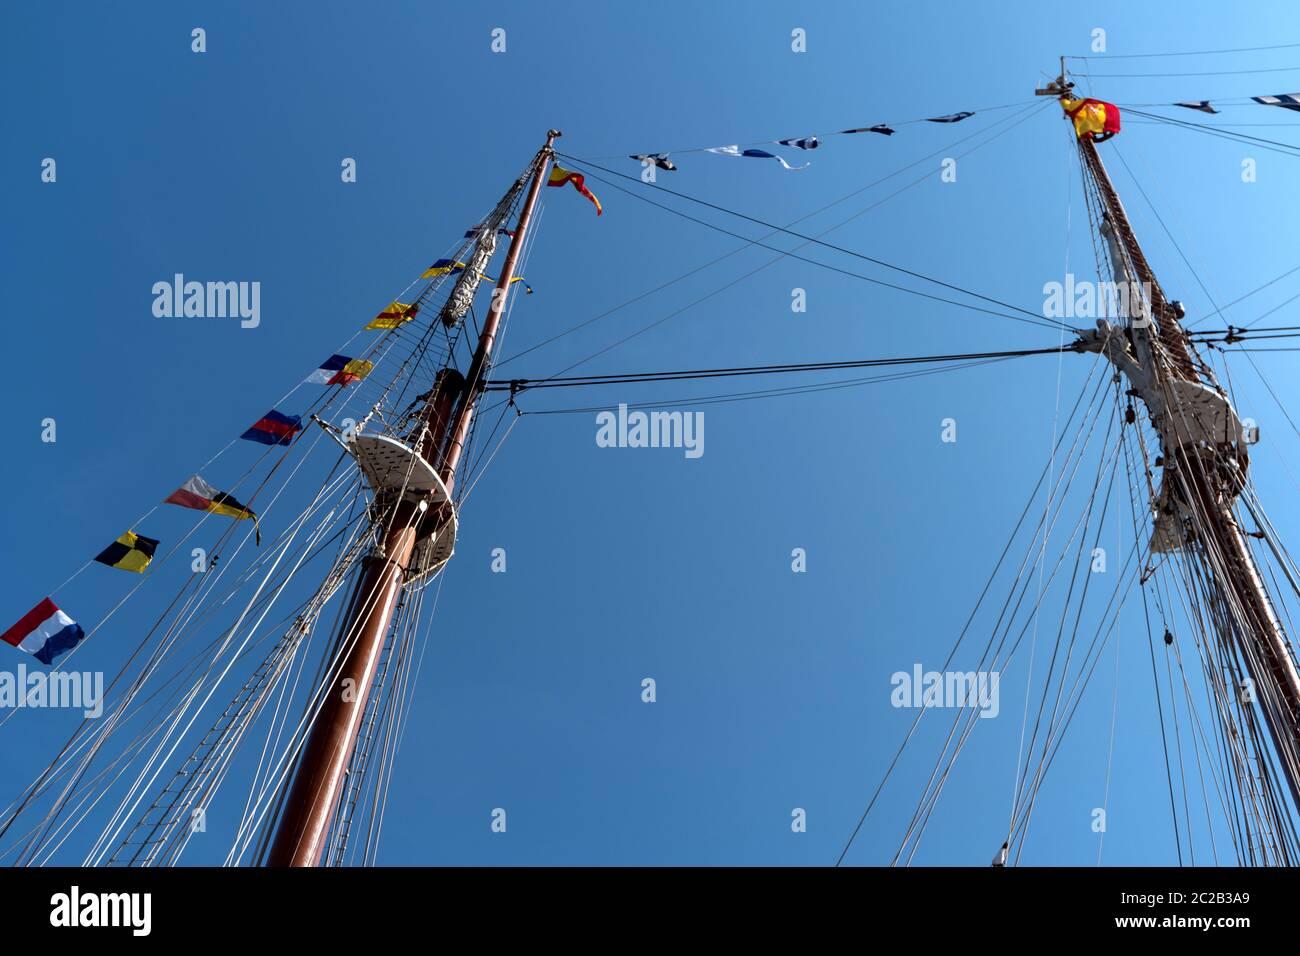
xmin=3 ymin=0 xmax=1300 ymax=865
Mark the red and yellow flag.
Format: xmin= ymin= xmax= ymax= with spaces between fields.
xmin=365 ymin=301 xmax=420 ymax=330
xmin=547 ymin=165 xmax=602 ymax=216
xmin=1061 ymin=97 xmax=1121 ymax=142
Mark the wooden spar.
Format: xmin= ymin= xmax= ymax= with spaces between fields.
xmin=439 ymin=132 xmax=559 ymax=491
xmin=1077 ymin=132 xmax=1300 ymax=810
xmin=266 ymin=131 xmax=559 ymax=867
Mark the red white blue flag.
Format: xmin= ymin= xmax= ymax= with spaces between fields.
xmin=305 ymin=355 xmax=373 ymax=387
xmin=1 ymin=598 xmax=86 ymax=666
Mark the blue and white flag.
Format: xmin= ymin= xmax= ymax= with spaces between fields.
xmin=1253 ymin=93 xmax=1300 ymax=112
xmin=706 ymin=145 xmax=809 ymax=170
xmin=777 ymin=135 xmax=820 ymax=150
xmin=2 ymin=598 xmax=86 ymax=666
xmin=926 ymin=111 xmax=975 ymax=123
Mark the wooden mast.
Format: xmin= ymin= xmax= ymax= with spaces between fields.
xmin=1072 ymin=106 xmax=1300 ymax=811
xmin=266 ymin=131 xmax=560 ymax=867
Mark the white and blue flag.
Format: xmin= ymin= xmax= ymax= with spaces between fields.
xmin=706 ymin=145 xmax=809 ymax=170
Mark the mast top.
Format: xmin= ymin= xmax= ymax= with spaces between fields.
xmin=1034 ymin=55 xmax=1073 ymax=97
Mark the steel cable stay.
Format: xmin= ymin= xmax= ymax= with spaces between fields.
xmin=1113 ymin=409 xmax=1208 ymax=861
xmin=232 ymin=398 xmax=454 ymax=866
xmin=216 ymin=504 xmax=375 ymax=867
xmin=901 ymin=395 xmax=1126 ymax=866
xmin=43 ymin=188 xmax=522 ymax=858
xmin=106 ymin=491 xmax=368 ymax=867
xmin=836 ymin=358 xmax=1114 ymax=865
xmin=449 ymin=203 xmax=544 ymax=507
xmin=559 ymin=166 xmax=1067 ymax=333
xmin=496 ymin=103 xmax=1065 ymax=395
xmin=344 ymin=583 xmax=427 ymax=866
xmin=363 ymin=582 xmax=431 ymax=864
xmin=217 ymin=462 xmax=432 ymax=866
xmin=0 ymin=502 xmax=370 ymax=866
xmin=904 ymin=435 xmax=1126 ymax=864
xmin=1003 ymin=382 xmax=1289 ymax=868
xmin=76 ymin=435 xmax=375 ymax=860
xmin=1125 ymin=422 xmax=1244 ymax=863
xmin=301 ymin=223 xmax=543 ymax=866
xmin=1067 ymin=42 xmax=1300 ymax=60
xmin=508 ymin=357 xmax=1021 ymax=417
xmin=368 ymin=568 xmax=451 ymax=864
xmin=476 ymin=329 xmax=1300 ymax=411
xmin=490 ymin=345 xmax=1078 ymax=391
xmin=1078 ymin=65 xmax=1300 ymax=79
xmin=897 ymin=404 xmax=1122 ymax=863
xmin=500 ymin=102 xmax=1060 ymax=370
xmin=552 ymin=130 xmax=1072 ymax=342
xmin=1168 ymin=527 xmax=1300 ymax=863
xmin=1008 ymin=404 xmax=1127 ymax=859
xmin=356 ymin=581 xmax=427 ymax=866
xmin=0 ymin=227 xmax=485 ymax=864
xmin=1140 ymin=368 xmax=1300 ymax=864
xmin=483 ymin=119 xmax=1300 ymax=408
xmin=0 ymin=303 xmax=430 ymax=735
xmin=324 ymin=587 xmax=411 ymax=866
xmin=1120 ymin=107 xmax=1300 ymax=157
xmin=88 ymin=445 xmax=370 ymax=867
xmin=1157 ymin=387 xmax=1296 ymax=860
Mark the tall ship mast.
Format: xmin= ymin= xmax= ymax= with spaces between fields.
xmin=266 ymin=132 xmax=560 ymax=866
xmin=1069 ymin=109 xmax=1300 ymax=813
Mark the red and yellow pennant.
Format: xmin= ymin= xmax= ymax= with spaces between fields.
xmin=547 ymin=165 xmax=602 ymax=216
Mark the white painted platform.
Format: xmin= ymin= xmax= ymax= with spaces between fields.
xmin=351 ymin=433 xmax=458 ymax=584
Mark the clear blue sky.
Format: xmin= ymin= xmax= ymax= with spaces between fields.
xmin=3 ymin=0 xmax=1300 ymax=865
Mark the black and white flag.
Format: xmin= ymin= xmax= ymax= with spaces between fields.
xmin=630 ymin=153 xmax=677 ymax=171
xmin=1253 ymin=93 xmax=1300 ymax=112
xmin=1174 ymin=101 xmax=1219 ymax=114
xmin=777 ymin=135 xmax=820 ymax=150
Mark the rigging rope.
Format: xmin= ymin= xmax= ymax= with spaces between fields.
xmin=553 ymin=144 xmax=1067 ymax=331
xmin=488 ymin=345 xmax=1074 ymax=392
xmin=1067 ymin=42 xmax=1300 ymax=59
xmin=499 ymin=103 xmax=1060 ymax=371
